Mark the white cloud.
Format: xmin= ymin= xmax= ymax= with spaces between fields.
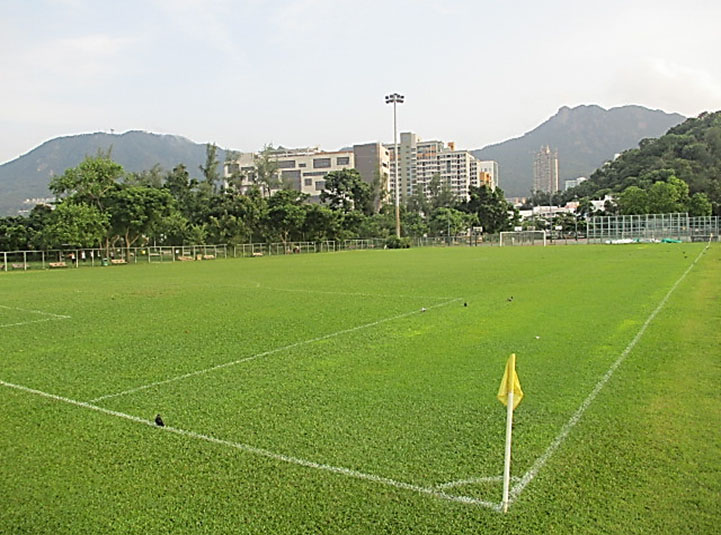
xmin=609 ymin=58 xmax=721 ymax=117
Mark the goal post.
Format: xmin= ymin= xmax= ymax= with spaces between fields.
xmin=499 ymin=230 xmax=547 ymax=247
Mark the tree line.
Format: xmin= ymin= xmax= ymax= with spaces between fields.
xmin=0 ymin=147 xmax=518 ymax=251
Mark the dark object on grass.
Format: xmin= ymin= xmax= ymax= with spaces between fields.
xmin=155 ymin=414 xmax=165 ymax=427
xmin=464 ymin=302 xmax=468 ymax=307
xmin=507 ymin=296 xmax=514 ymax=302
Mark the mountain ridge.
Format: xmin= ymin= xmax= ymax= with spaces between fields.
xmin=472 ymin=104 xmax=686 ymax=196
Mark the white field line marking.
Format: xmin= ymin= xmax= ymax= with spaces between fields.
xmin=243 ymin=280 xmax=459 ymax=301
xmin=0 ymin=304 xmax=71 ymax=328
xmin=0 ymin=379 xmax=498 ymax=510
xmin=88 ymin=298 xmax=463 ymax=403
xmin=507 ymin=243 xmax=710 ymax=508
xmin=436 ymin=475 xmax=520 ymax=490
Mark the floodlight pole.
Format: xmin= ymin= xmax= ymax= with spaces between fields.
xmin=385 ymin=93 xmax=404 ymax=238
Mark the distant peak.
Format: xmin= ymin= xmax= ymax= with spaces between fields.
xmin=556 ymin=104 xmax=606 ymax=115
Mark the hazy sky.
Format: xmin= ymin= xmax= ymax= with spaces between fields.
xmin=2 ymin=0 xmax=720 ymax=164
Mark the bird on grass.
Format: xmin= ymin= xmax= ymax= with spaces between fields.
xmin=507 ymin=296 xmax=514 ymax=302
xmin=463 ymin=302 xmax=468 ymax=307
xmin=154 ymin=414 xmax=165 ymax=427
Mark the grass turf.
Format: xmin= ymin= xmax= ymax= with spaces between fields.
xmin=1 ymin=243 xmax=719 ymax=533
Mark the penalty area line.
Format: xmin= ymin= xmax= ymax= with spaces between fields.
xmin=0 ymin=378 xmax=498 ymax=510
xmin=87 ymin=297 xmax=463 ymax=404
xmin=507 ymin=242 xmax=710 ymax=508
xmin=245 ymin=280 xmax=460 ymax=301
xmin=0 ymin=304 xmax=71 ymax=328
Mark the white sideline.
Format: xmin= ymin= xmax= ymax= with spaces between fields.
xmin=0 ymin=305 xmax=71 ymax=328
xmin=0 ymin=378 xmax=498 ymax=510
xmin=88 ymin=297 xmax=463 ymax=403
xmin=507 ymin=242 xmax=710 ymax=507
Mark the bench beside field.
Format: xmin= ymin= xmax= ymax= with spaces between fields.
xmin=110 ymin=259 xmax=127 ymax=265
xmin=176 ymin=255 xmax=216 ymax=261
xmin=48 ymin=262 xmax=67 ymax=268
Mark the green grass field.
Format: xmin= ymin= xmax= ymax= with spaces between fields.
xmin=1 ymin=244 xmax=719 ymax=534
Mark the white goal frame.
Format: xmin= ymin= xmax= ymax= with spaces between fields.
xmin=499 ymin=230 xmax=547 ymax=247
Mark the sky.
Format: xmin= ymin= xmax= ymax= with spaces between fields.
xmin=1 ymin=0 xmax=720 ymax=164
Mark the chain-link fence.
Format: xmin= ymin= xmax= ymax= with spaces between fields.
xmin=586 ymin=214 xmax=720 ymax=244
xmin=2 ymin=215 xmax=719 ymax=272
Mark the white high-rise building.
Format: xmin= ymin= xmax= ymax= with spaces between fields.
xmin=386 ymin=132 xmax=496 ymax=202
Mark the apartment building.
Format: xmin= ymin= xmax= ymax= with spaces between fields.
xmin=533 ymin=145 xmax=560 ymax=193
xmin=224 ymin=143 xmax=390 ymax=200
xmin=564 ymin=176 xmax=587 ymax=190
xmin=386 ymin=132 xmax=495 ymax=203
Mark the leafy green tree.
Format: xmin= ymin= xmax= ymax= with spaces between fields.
xmin=460 ymin=185 xmax=516 ymax=234
xmin=49 ymin=154 xmax=123 ymax=212
xmin=204 ymin=188 xmax=267 ymax=244
xmin=427 ymin=174 xmax=456 ymax=211
xmin=264 ymin=189 xmax=307 ymax=245
xmin=0 ymin=217 xmax=32 ymax=250
xmin=151 ymin=211 xmax=191 ymax=245
xmin=400 ymin=210 xmax=429 ymax=238
xmin=41 ymin=203 xmax=109 ymax=248
xmin=552 ymin=212 xmax=579 ymax=235
xmin=302 ymin=204 xmax=341 ymax=241
xmin=186 ymin=224 xmax=208 ymax=245
xmin=429 ymin=207 xmax=475 ymax=237
xmin=618 ymin=186 xmax=649 ymax=214
xmin=164 ymin=164 xmax=197 ymax=216
xmin=125 ymin=164 xmax=164 ymax=188
xmin=647 ymin=176 xmax=688 ymax=213
xmin=199 ymin=143 xmax=222 ymax=192
xmin=107 ymin=186 xmax=174 ymax=251
xmin=405 ymin=189 xmax=430 ymax=218
xmin=320 ymin=169 xmax=374 ymax=215
xmin=688 ymin=192 xmax=713 ymax=216
xmin=254 ymin=144 xmax=280 ymax=197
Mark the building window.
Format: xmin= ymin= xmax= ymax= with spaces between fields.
xmin=303 ymin=171 xmax=328 ymax=177
xmin=315 ymin=180 xmax=326 ymax=191
xmin=304 ymin=178 xmax=312 ymax=186
xmin=337 ymin=156 xmax=350 ymax=166
xmin=313 ymin=158 xmax=331 ymax=169
xmin=277 ymin=160 xmax=296 ymax=169
xmin=299 ymin=163 xmax=307 ymax=168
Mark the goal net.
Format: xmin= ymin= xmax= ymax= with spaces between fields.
xmin=499 ymin=230 xmax=547 ymax=247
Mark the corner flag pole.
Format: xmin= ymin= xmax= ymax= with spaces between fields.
xmin=502 ymin=389 xmax=514 ymax=513
xmin=497 ymin=353 xmax=523 ymax=513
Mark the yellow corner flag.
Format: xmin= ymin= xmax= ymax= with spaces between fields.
xmin=497 ymin=353 xmax=524 ymax=410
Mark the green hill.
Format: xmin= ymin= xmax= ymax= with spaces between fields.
xmin=0 ymin=131 xmax=226 ymax=215
xmin=580 ymin=111 xmax=721 ymax=214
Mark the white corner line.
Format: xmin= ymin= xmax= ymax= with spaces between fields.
xmin=87 ymin=298 xmax=463 ymax=404
xmin=436 ymin=475 xmax=520 ymax=490
xmin=0 ymin=378 xmax=497 ymax=510
xmin=507 ymin=243 xmax=710 ymax=508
